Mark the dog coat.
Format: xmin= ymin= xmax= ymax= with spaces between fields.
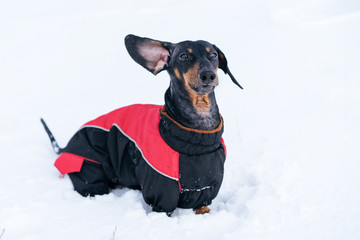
xmin=54 ymin=104 xmax=226 ymax=213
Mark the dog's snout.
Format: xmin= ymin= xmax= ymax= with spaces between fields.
xmin=199 ymin=70 xmax=216 ymax=84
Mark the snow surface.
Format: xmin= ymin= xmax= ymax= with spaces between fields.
xmin=1 ymin=0 xmax=360 ymax=239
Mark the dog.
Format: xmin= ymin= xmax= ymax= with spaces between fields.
xmin=41 ymin=34 xmax=242 ymax=216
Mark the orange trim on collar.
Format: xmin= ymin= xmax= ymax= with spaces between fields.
xmin=160 ymin=105 xmax=223 ymax=134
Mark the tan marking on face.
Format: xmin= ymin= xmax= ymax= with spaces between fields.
xmin=195 ymin=94 xmax=211 ymax=113
xmin=206 ymin=47 xmax=211 ymax=52
xmin=183 ymin=63 xmax=200 ymax=87
xmin=214 ymin=75 xmax=219 ymax=86
xmin=174 ymin=67 xmax=182 ymax=80
xmin=182 ymin=63 xmax=211 ymax=114
xmin=213 ymin=66 xmax=219 ymax=86
xmin=187 ymin=48 xmax=193 ymax=53
xmin=185 ymin=84 xmax=211 ymax=114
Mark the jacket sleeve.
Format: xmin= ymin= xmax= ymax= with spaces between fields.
xmin=134 ymin=159 xmax=180 ymax=214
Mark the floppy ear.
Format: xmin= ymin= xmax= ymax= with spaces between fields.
xmin=213 ymin=45 xmax=243 ymax=89
xmin=125 ymin=34 xmax=175 ymax=75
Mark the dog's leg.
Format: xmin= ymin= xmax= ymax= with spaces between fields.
xmin=194 ymin=206 xmax=210 ymax=214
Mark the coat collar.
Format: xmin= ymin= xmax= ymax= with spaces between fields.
xmin=159 ymin=105 xmax=224 ymax=155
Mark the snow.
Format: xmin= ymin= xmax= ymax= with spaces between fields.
xmin=1 ymin=0 xmax=360 ymax=239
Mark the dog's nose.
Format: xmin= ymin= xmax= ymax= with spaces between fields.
xmin=199 ymin=70 xmax=216 ymax=84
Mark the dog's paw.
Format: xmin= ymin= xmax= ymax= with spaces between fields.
xmin=194 ymin=206 xmax=210 ymax=214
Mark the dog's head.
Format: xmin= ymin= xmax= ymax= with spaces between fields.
xmin=124 ymin=34 xmax=242 ymax=95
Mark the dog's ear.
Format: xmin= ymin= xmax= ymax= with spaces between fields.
xmin=125 ymin=34 xmax=175 ymax=75
xmin=213 ymin=45 xmax=243 ymax=89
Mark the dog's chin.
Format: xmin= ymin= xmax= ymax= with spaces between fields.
xmin=190 ymin=84 xmax=216 ymax=95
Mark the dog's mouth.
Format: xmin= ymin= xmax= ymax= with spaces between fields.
xmin=201 ymin=84 xmax=215 ymax=92
xmin=190 ymin=83 xmax=216 ymax=94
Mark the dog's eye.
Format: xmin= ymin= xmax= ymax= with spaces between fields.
xmin=209 ymin=52 xmax=218 ymax=59
xmin=179 ymin=53 xmax=189 ymax=61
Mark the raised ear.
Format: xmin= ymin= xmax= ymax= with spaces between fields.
xmin=213 ymin=45 xmax=243 ymax=89
xmin=125 ymin=34 xmax=175 ymax=75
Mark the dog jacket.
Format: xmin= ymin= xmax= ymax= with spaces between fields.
xmin=54 ymin=104 xmax=226 ymax=213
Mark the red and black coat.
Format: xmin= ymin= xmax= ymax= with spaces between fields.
xmin=55 ymin=104 xmax=226 ymax=213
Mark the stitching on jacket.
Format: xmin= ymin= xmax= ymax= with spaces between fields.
xmin=79 ymin=125 xmax=110 ymax=132
xmin=181 ymin=186 xmax=211 ymax=192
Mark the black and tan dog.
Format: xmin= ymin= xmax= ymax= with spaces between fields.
xmin=42 ymin=34 xmax=242 ymax=216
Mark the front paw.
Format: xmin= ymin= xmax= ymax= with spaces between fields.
xmin=194 ymin=206 xmax=210 ymax=214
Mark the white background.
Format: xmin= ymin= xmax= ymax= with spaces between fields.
xmin=1 ymin=0 xmax=359 ymax=239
